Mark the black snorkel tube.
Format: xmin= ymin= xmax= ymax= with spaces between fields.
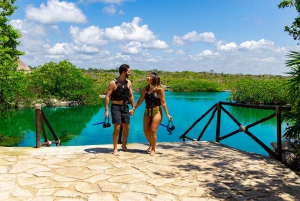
xmin=93 ymin=117 xmax=111 ymax=128
xmin=160 ymin=120 xmax=175 ymax=135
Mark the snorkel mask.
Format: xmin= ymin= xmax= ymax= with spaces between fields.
xmin=160 ymin=120 xmax=175 ymax=135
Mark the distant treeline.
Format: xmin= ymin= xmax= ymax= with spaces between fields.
xmin=8 ymin=60 xmax=291 ymax=111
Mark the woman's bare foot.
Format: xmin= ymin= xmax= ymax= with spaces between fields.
xmin=147 ymin=146 xmax=152 ymax=153
xmin=122 ymin=145 xmax=129 ymax=152
xmin=112 ymin=151 xmax=119 ymax=156
xmin=150 ymin=150 xmax=155 ymax=156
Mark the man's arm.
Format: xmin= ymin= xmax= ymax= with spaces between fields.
xmin=104 ymin=81 xmax=114 ymax=118
xmin=128 ymin=81 xmax=135 ymax=115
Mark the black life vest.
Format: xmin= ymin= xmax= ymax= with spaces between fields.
xmin=145 ymin=85 xmax=161 ymax=108
xmin=111 ymin=78 xmax=130 ymax=104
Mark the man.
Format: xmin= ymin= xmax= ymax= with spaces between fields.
xmin=104 ymin=64 xmax=135 ymax=156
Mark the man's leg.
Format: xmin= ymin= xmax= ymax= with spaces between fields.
xmin=113 ymin=124 xmax=121 ymax=155
xmin=121 ymin=123 xmax=129 ymax=152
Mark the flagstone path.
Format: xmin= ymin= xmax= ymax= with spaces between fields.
xmin=0 ymin=141 xmax=299 ymax=201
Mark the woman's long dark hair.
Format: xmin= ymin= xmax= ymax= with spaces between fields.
xmin=149 ymin=72 xmax=162 ymax=93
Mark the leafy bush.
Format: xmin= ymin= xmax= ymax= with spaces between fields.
xmin=27 ymin=60 xmax=99 ymax=105
xmin=228 ymin=78 xmax=288 ymax=105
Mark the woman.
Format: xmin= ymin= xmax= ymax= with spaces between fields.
xmin=133 ymin=72 xmax=172 ymax=156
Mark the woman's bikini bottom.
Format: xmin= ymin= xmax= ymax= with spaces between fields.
xmin=145 ymin=107 xmax=160 ymax=118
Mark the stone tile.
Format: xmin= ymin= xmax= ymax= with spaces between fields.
xmin=33 ymin=181 xmax=72 ymax=188
xmin=52 ymin=175 xmax=78 ymax=182
xmin=26 ymin=166 xmax=51 ymax=174
xmin=9 ymin=164 xmax=36 ymax=173
xmin=74 ymin=182 xmax=100 ymax=194
xmin=88 ymin=192 xmax=115 ymax=201
xmin=117 ymin=192 xmax=145 ymax=201
xmin=0 ymin=166 xmax=7 ymax=173
xmin=0 ymin=181 xmax=17 ymax=191
xmin=129 ymin=184 xmax=157 ymax=195
xmin=54 ymin=189 xmax=86 ymax=199
xmin=147 ymin=178 xmax=174 ymax=186
xmin=61 ymin=170 xmax=99 ymax=180
xmin=33 ymin=171 xmax=54 ymax=177
xmin=0 ymin=191 xmax=10 ymax=200
xmin=85 ymin=174 xmax=111 ymax=183
xmin=0 ymin=159 xmax=13 ymax=165
xmin=35 ymin=188 xmax=56 ymax=196
xmin=160 ymin=186 xmax=191 ymax=196
xmin=146 ymin=194 xmax=177 ymax=201
xmin=98 ymin=182 xmax=127 ymax=193
xmin=86 ymin=163 xmax=114 ymax=171
xmin=31 ymin=197 xmax=55 ymax=201
xmin=172 ymin=180 xmax=200 ymax=187
xmin=11 ymin=187 xmax=33 ymax=197
xmin=105 ymin=167 xmax=140 ymax=175
xmin=18 ymin=177 xmax=51 ymax=186
xmin=108 ymin=174 xmax=147 ymax=184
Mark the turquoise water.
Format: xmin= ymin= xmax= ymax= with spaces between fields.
xmin=1 ymin=92 xmax=285 ymax=156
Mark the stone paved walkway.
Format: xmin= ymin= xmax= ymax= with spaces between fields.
xmin=0 ymin=141 xmax=300 ymax=201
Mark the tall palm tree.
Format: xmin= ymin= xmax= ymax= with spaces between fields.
xmin=283 ymin=51 xmax=300 ymax=140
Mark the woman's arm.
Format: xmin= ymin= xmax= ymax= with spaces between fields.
xmin=159 ymin=88 xmax=172 ymax=120
xmin=133 ymin=87 xmax=146 ymax=111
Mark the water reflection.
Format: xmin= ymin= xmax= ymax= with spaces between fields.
xmin=0 ymin=108 xmax=35 ymax=146
xmin=0 ymin=105 xmax=100 ymax=147
xmin=226 ymin=106 xmax=276 ymax=126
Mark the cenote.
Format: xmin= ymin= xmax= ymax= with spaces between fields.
xmin=0 ymin=92 xmax=287 ymax=157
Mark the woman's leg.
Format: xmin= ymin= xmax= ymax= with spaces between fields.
xmin=149 ymin=109 xmax=162 ymax=156
xmin=143 ymin=112 xmax=151 ymax=151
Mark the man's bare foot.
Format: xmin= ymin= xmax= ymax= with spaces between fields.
xmin=112 ymin=151 xmax=119 ymax=156
xmin=147 ymin=146 xmax=151 ymax=153
xmin=150 ymin=150 xmax=155 ymax=156
xmin=122 ymin=145 xmax=129 ymax=152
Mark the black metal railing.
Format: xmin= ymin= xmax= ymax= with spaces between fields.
xmin=179 ymin=101 xmax=291 ymax=162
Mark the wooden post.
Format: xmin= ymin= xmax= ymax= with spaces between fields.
xmin=35 ymin=104 xmax=41 ymax=148
xmin=276 ymin=106 xmax=282 ymax=162
xmin=216 ymin=102 xmax=221 ymax=142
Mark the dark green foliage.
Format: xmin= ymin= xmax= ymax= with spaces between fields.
xmin=0 ymin=0 xmax=25 ymax=115
xmin=228 ymin=78 xmax=288 ymax=105
xmin=282 ymin=51 xmax=300 ymax=140
xmin=28 ymin=60 xmax=100 ymax=105
xmin=278 ymin=0 xmax=300 ymax=43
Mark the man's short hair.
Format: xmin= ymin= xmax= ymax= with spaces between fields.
xmin=119 ymin=64 xmax=130 ymax=74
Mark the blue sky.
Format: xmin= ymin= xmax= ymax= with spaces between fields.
xmin=10 ymin=0 xmax=299 ymax=75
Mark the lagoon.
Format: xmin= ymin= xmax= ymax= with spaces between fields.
xmin=0 ymin=92 xmax=286 ymax=156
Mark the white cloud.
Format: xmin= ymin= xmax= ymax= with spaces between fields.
xmin=51 ymin=25 xmax=60 ymax=33
xmin=175 ymin=50 xmax=185 ymax=55
xmin=217 ymin=42 xmax=237 ymax=51
xmin=240 ymin=39 xmax=274 ymax=50
xmin=48 ymin=43 xmax=75 ymax=54
xmin=173 ymin=31 xmax=216 ymax=46
xmin=26 ymin=0 xmax=87 ymax=24
xmin=102 ymin=5 xmax=116 ymax=15
xmin=105 ymin=17 xmax=156 ymax=41
xmin=119 ymin=41 xmax=142 ymax=54
xmin=118 ymin=10 xmax=125 ymax=15
xmin=10 ymin=19 xmax=46 ymax=36
xmin=47 ymin=42 xmax=100 ymax=55
xmin=70 ymin=26 xmax=108 ymax=45
xmin=164 ymin=49 xmax=174 ymax=53
xmin=142 ymin=40 xmax=168 ymax=49
xmin=85 ymin=0 xmax=129 ymax=4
